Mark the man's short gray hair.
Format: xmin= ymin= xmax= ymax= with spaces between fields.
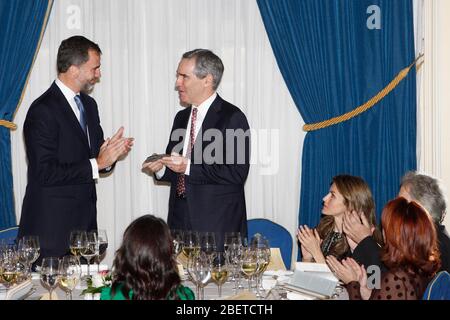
xmin=400 ymin=171 xmax=447 ymax=223
xmin=182 ymin=49 xmax=224 ymax=90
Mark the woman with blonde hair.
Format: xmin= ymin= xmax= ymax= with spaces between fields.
xmin=297 ymin=174 xmax=381 ymax=263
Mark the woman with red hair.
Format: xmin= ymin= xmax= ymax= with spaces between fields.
xmin=327 ymin=197 xmax=441 ymax=300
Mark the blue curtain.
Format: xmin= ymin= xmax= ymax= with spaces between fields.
xmin=257 ymin=0 xmax=416 ymax=234
xmin=0 ymin=0 xmax=53 ymax=229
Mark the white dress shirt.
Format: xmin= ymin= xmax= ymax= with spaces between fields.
xmin=156 ymin=92 xmax=217 ymax=178
xmin=55 ymin=78 xmax=99 ymax=179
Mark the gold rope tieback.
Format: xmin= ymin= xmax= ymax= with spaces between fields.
xmin=0 ymin=119 xmax=17 ymax=130
xmin=303 ymin=54 xmax=424 ymax=132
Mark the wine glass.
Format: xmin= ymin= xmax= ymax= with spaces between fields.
xmin=18 ymin=236 xmax=40 ymax=276
xmin=59 ymin=256 xmax=81 ymax=300
xmin=211 ymin=252 xmax=229 ymax=298
xmin=240 ymin=247 xmax=258 ymax=291
xmin=69 ymin=230 xmax=85 ymax=265
xmin=200 ymin=232 xmax=216 ymax=263
xmin=251 ymin=234 xmax=271 ymax=297
xmin=170 ymin=229 xmax=184 ymax=261
xmin=81 ymin=231 xmax=97 ymax=278
xmin=186 ymin=252 xmax=201 ymax=299
xmin=224 ymin=232 xmax=242 ymax=282
xmin=1 ymin=245 xmax=19 ymax=288
xmin=40 ymin=257 xmax=60 ymax=300
xmin=95 ymin=229 xmax=108 ymax=273
xmin=224 ymin=232 xmax=241 ymax=253
xmin=192 ymin=252 xmax=212 ymax=300
xmin=182 ymin=231 xmax=200 ymax=259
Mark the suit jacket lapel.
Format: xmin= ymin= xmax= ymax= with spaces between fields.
xmin=201 ymin=95 xmax=223 ymax=130
xmin=51 ymin=83 xmax=90 ymax=151
xmin=169 ymin=107 xmax=190 ymax=155
xmin=194 ymin=95 xmax=223 ymax=148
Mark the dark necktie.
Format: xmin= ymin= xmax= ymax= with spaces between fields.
xmin=74 ymin=95 xmax=88 ymax=137
xmin=176 ymin=107 xmax=198 ymax=197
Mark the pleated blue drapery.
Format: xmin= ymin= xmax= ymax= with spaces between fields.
xmin=0 ymin=0 xmax=53 ymax=228
xmin=257 ymin=0 xmax=416 ymax=238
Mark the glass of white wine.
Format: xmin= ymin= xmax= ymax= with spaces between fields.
xmin=40 ymin=257 xmax=60 ymax=300
xmin=211 ymin=252 xmax=229 ymax=298
xmin=182 ymin=231 xmax=200 ymax=259
xmin=240 ymin=247 xmax=258 ymax=291
xmin=69 ymin=230 xmax=85 ymax=265
xmin=59 ymin=256 xmax=81 ymax=300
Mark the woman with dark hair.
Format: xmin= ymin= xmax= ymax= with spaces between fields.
xmin=101 ymin=214 xmax=194 ymax=300
xmin=297 ymin=175 xmax=381 ymax=263
xmin=327 ymin=197 xmax=441 ymax=300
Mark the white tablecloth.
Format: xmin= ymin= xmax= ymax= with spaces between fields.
xmin=20 ymin=270 xmax=348 ymax=300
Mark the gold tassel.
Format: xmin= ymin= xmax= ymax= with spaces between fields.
xmin=303 ymin=54 xmax=424 ymax=132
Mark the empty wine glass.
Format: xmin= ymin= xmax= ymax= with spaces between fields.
xmin=200 ymin=232 xmax=216 ymax=263
xmin=251 ymin=234 xmax=271 ymax=297
xmin=224 ymin=232 xmax=241 ymax=253
xmin=186 ymin=253 xmax=201 ymax=298
xmin=211 ymin=252 xmax=229 ymax=298
xmin=59 ymin=256 xmax=81 ymax=300
xmin=224 ymin=232 xmax=242 ymax=282
xmin=40 ymin=257 xmax=60 ymax=300
xmin=81 ymin=231 xmax=97 ymax=278
xmin=95 ymin=229 xmax=108 ymax=273
xmin=18 ymin=236 xmax=40 ymax=276
xmin=170 ymin=229 xmax=184 ymax=261
xmin=192 ymin=252 xmax=212 ymax=300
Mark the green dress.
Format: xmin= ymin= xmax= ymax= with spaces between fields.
xmin=100 ymin=283 xmax=195 ymax=300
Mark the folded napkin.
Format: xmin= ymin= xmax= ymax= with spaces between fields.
xmin=223 ymin=290 xmax=258 ymax=300
xmin=80 ymin=264 xmax=109 ymax=274
xmin=0 ymin=280 xmax=33 ymax=300
xmin=286 ymin=291 xmax=316 ymax=300
xmin=176 ymin=262 xmax=185 ymax=278
xmin=294 ymin=262 xmax=338 ymax=282
xmin=266 ymin=248 xmax=287 ymax=271
xmin=40 ymin=291 xmax=59 ymax=300
xmin=177 ymin=253 xmax=188 ymax=269
xmin=262 ymin=278 xmax=277 ymax=291
xmin=263 ymin=269 xmax=294 ymax=285
xmin=84 ymin=293 xmax=101 ymax=300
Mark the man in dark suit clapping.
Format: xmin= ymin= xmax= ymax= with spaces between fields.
xmin=18 ymin=36 xmax=133 ymax=265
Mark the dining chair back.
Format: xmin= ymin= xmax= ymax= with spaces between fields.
xmin=422 ymin=271 xmax=450 ymax=300
xmin=247 ymin=218 xmax=293 ymax=269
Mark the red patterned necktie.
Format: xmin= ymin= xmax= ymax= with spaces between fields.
xmin=176 ymin=107 xmax=198 ymax=197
